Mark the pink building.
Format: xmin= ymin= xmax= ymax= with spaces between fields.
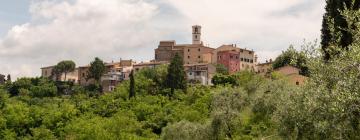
xmin=217 ymin=50 xmax=241 ymax=74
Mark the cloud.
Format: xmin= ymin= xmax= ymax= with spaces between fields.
xmin=0 ymin=0 xmax=175 ymax=79
xmin=0 ymin=0 xmax=326 ymax=79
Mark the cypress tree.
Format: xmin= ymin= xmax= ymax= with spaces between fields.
xmin=321 ymin=0 xmax=360 ymax=60
xmin=165 ymin=53 xmax=187 ymax=97
xmin=129 ymin=70 xmax=135 ymax=99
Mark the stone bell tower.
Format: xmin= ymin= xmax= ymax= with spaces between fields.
xmin=192 ymin=25 xmax=201 ymax=44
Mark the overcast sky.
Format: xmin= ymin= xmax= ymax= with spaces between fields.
xmin=0 ymin=0 xmax=326 ymax=79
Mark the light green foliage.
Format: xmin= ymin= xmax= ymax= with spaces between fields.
xmin=277 ymin=8 xmax=360 ymax=139
xmin=161 ymin=121 xmax=209 ymax=140
xmin=272 ymin=45 xmax=309 ymax=76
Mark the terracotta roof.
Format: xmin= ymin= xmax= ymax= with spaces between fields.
xmin=134 ymin=61 xmax=168 ymax=66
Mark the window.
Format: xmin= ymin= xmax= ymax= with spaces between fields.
xmin=198 ymin=48 xmax=201 ymax=52
xmin=240 ymin=58 xmax=244 ymax=61
xmin=195 ymin=27 xmax=198 ymax=33
xmin=230 ymin=56 xmax=233 ymax=59
xmin=249 ymin=52 xmax=252 ymax=54
xmin=195 ymin=35 xmax=197 ymax=39
xmin=82 ymin=73 xmax=85 ymax=77
xmin=250 ymin=59 xmax=253 ymax=63
xmin=196 ymin=71 xmax=201 ymax=76
xmin=45 ymin=71 xmax=47 ymax=76
xmin=198 ymin=56 xmax=201 ymax=59
xmin=188 ymin=49 xmax=190 ymax=52
xmin=189 ymin=72 xmax=192 ymax=75
xmin=296 ymin=82 xmax=300 ymax=85
xmin=188 ymin=56 xmax=190 ymax=59
xmin=236 ymin=56 xmax=238 ymax=59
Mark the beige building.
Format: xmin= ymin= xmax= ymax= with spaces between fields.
xmin=41 ymin=66 xmax=79 ymax=83
xmin=155 ymin=25 xmax=215 ymax=64
xmin=78 ymin=59 xmax=136 ymax=87
xmin=275 ymin=65 xmax=307 ymax=86
xmin=256 ymin=59 xmax=273 ymax=76
xmin=184 ymin=63 xmax=216 ymax=85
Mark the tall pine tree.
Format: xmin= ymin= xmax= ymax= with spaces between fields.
xmin=321 ymin=0 xmax=360 ymax=60
xmin=165 ymin=53 xmax=187 ymax=97
xmin=129 ymin=70 xmax=135 ymax=99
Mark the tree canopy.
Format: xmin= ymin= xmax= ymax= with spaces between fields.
xmin=87 ymin=57 xmax=106 ymax=82
xmin=272 ymin=46 xmax=309 ymax=76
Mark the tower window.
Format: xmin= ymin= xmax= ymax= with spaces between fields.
xmin=188 ymin=49 xmax=190 ymax=52
xmin=198 ymin=48 xmax=201 ymax=52
xmin=195 ymin=35 xmax=197 ymax=39
xmin=188 ymin=56 xmax=190 ymax=59
xmin=195 ymin=27 xmax=198 ymax=33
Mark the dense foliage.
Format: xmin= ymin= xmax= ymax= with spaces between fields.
xmin=321 ymin=0 xmax=360 ymax=60
xmin=272 ymin=45 xmax=309 ymax=76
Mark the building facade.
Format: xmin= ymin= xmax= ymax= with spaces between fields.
xmin=256 ymin=60 xmax=273 ymax=76
xmin=184 ymin=63 xmax=216 ymax=85
xmin=275 ymin=65 xmax=307 ymax=86
xmin=217 ymin=50 xmax=241 ymax=74
xmin=41 ymin=66 xmax=79 ymax=83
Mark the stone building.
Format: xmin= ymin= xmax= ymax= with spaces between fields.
xmin=78 ymin=59 xmax=136 ymax=87
xmin=0 ymin=74 xmax=5 ymax=85
xmin=256 ymin=59 xmax=273 ymax=76
xmin=184 ymin=63 xmax=216 ymax=85
xmin=155 ymin=25 xmax=215 ymax=64
xmin=41 ymin=66 xmax=79 ymax=83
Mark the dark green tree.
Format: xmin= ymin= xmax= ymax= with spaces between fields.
xmin=165 ymin=53 xmax=187 ymax=97
xmin=321 ymin=0 xmax=360 ymax=60
xmin=272 ymin=46 xmax=309 ymax=76
xmin=87 ymin=57 xmax=106 ymax=82
xmin=6 ymin=74 xmax=11 ymax=83
xmin=54 ymin=60 xmax=76 ymax=81
xmin=129 ymin=70 xmax=135 ymax=99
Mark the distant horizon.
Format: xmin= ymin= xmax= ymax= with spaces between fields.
xmin=0 ymin=0 xmax=326 ymax=79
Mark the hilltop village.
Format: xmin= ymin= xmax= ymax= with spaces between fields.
xmin=39 ymin=25 xmax=306 ymax=92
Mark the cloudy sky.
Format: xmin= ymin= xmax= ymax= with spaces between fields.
xmin=0 ymin=0 xmax=326 ymax=79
